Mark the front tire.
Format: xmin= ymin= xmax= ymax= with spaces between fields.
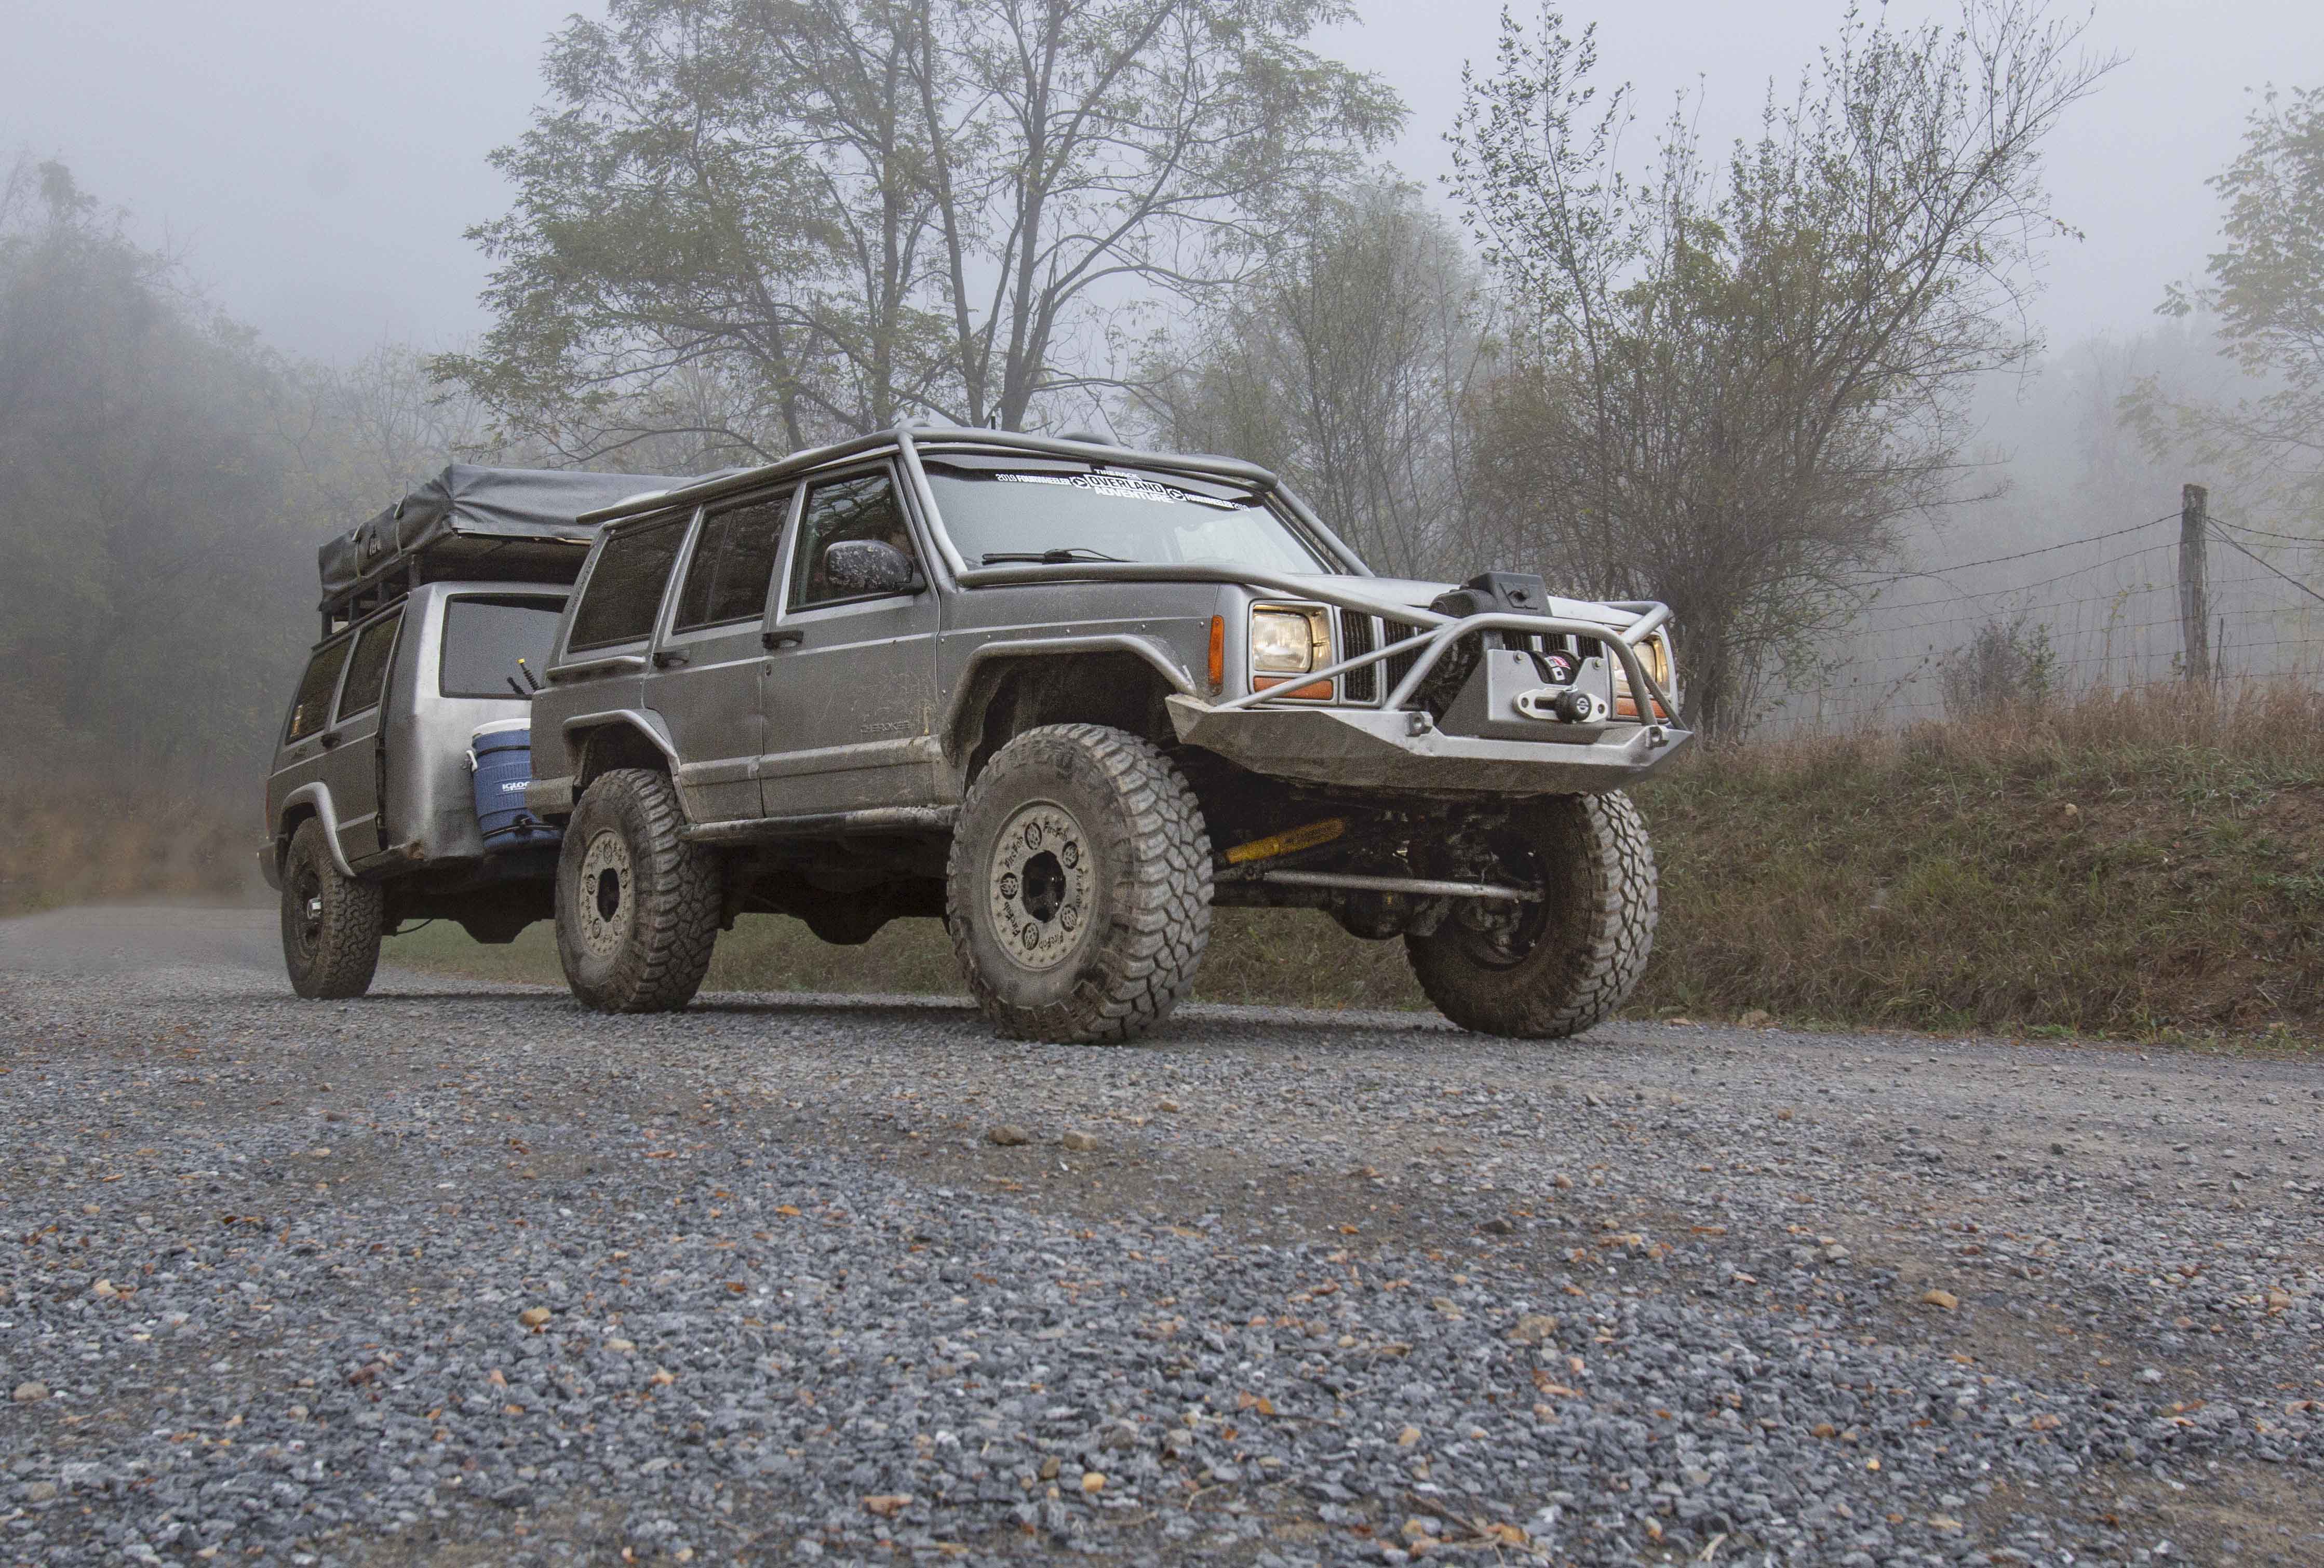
xmin=279 ymin=818 xmax=382 ymax=1000
xmin=555 ymin=769 xmax=720 ymax=1012
xmin=946 ymin=724 xmax=1212 ymax=1043
xmin=1405 ymin=792 xmax=1657 ymax=1038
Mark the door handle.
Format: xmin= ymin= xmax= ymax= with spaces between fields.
xmin=652 ymin=650 xmax=690 ymax=669
xmin=318 ymin=731 xmax=343 ymax=750
xmin=762 ymin=630 xmax=803 ymax=651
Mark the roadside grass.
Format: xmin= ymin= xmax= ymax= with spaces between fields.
xmin=387 ymin=685 xmax=2324 ymax=1044
xmin=1635 ymin=683 xmax=2324 ymax=1044
xmin=18 ymin=684 xmax=2318 ymax=1045
xmin=0 ymin=780 xmax=252 ymax=917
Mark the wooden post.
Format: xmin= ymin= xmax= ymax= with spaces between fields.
xmin=2179 ymin=483 xmax=2211 ymax=686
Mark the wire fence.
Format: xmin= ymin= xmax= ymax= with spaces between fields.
xmin=1759 ymin=501 xmax=2324 ymax=734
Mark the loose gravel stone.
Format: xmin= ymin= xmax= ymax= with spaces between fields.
xmin=1 ymin=905 xmax=2317 ymax=1568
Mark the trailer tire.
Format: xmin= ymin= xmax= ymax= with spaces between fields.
xmin=1405 ymin=791 xmax=1656 ymax=1038
xmin=279 ymin=818 xmax=383 ymax=1000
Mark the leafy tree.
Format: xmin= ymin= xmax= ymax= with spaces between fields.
xmin=2129 ymin=86 xmax=2324 ymax=523
xmin=0 ymin=157 xmax=310 ymax=784
xmin=438 ymin=0 xmax=1401 ymax=461
xmin=1450 ymin=2 xmax=2111 ymax=735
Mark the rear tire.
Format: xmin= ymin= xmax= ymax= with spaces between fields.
xmin=1405 ymin=792 xmax=1657 ymax=1038
xmin=555 ymin=768 xmax=720 ymax=1012
xmin=946 ymin=724 xmax=1212 ymax=1043
xmin=279 ymin=818 xmax=382 ymax=1000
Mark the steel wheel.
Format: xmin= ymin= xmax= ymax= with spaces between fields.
xmin=277 ymin=817 xmax=382 ymax=1000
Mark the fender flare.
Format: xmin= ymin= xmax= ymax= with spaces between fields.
xmin=561 ymin=708 xmax=680 ymax=783
xmin=940 ymin=634 xmax=1196 ymax=764
xmin=277 ymin=783 xmax=358 ymax=879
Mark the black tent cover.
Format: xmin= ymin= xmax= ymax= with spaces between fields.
xmin=318 ymin=464 xmax=700 ymax=605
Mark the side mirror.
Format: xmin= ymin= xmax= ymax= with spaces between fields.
xmin=823 ymin=538 xmax=922 ymax=597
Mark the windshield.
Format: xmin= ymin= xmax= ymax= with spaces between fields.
xmin=923 ymin=463 xmax=1326 ymax=574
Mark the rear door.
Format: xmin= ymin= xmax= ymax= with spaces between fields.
xmin=759 ymin=464 xmax=941 ymax=815
xmin=268 ymin=633 xmax=355 ymax=846
xmin=319 ymin=608 xmax=404 ymax=866
xmin=644 ymin=488 xmax=795 ymax=825
xmin=549 ymin=510 xmax=693 ymax=771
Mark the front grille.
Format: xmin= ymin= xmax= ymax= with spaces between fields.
xmin=1340 ymin=613 xmax=1377 ymax=703
xmin=1381 ymin=620 xmax=1422 ymax=701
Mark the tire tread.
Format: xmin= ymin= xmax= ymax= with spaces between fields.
xmin=946 ymin=724 xmax=1212 ymax=1043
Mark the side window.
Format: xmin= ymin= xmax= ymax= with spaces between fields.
xmin=334 ymin=611 xmax=402 ymax=722
xmin=566 ymin=515 xmax=688 ymax=652
xmin=789 ymin=471 xmax=917 ymax=611
xmin=674 ymin=490 xmax=791 ymax=632
xmin=285 ymin=639 xmax=351 ymax=743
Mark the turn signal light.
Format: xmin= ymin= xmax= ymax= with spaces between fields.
xmin=1207 ymin=615 xmax=1225 ymax=693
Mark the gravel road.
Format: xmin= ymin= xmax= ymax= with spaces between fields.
xmin=2 ymin=905 xmax=2318 ymax=1568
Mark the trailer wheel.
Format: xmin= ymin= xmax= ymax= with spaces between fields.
xmin=1405 ymin=792 xmax=1657 ymax=1038
xmin=279 ymin=818 xmax=382 ymax=999
xmin=946 ymin=724 xmax=1212 ymax=1042
xmin=555 ymin=768 xmax=720 ymax=1012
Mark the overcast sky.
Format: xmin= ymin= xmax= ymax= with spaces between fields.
xmin=4 ymin=0 xmax=2315 ymax=364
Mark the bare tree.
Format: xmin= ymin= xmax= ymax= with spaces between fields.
xmin=1134 ymin=179 xmax=1492 ymax=577
xmin=1452 ymin=1 xmax=2113 ymax=735
xmin=436 ymin=0 xmax=1401 ymax=459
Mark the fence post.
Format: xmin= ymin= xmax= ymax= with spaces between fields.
xmin=2179 ymin=483 xmax=2211 ymax=687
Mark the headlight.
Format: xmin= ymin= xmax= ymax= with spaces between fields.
xmin=1614 ymin=631 xmax=1677 ymax=717
xmin=1250 ymin=606 xmax=1329 ymax=675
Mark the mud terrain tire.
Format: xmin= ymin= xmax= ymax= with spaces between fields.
xmin=1405 ymin=791 xmax=1656 ymax=1038
xmin=947 ymin=724 xmax=1212 ymax=1043
xmin=279 ymin=818 xmax=383 ymax=999
xmin=555 ymin=768 xmax=720 ymax=1012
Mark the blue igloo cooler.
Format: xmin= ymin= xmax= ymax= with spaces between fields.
xmin=469 ymin=719 xmax=560 ymax=848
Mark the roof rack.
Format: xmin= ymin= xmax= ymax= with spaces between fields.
xmin=318 ymin=464 xmax=698 ymax=634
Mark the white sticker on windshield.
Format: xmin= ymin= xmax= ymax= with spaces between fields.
xmin=993 ymin=471 xmax=1183 ymax=504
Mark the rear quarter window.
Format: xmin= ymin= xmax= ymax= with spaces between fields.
xmin=285 ymin=640 xmax=351 ymax=743
xmin=334 ymin=611 xmax=402 ymax=721
xmin=566 ymin=515 xmax=689 ymax=652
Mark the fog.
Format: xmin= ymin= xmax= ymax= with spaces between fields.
xmin=9 ymin=0 xmax=2312 ymax=358
xmin=1 ymin=0 xmax=2318 ymax=857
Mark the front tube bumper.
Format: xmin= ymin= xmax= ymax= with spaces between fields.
xmin=1166 ymin=695 xmax=1690 ymax=795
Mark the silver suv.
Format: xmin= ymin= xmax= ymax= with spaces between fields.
xmin=261 ymin=465 xmax=693 ymax=998
xmin=519 ymin=428 xmax=1688 ymax=1043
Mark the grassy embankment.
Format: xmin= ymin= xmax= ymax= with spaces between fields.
xmin=10 ymin=687 xmax=2315 ymax=1042
xmin=0 ymin=781 xmax=253 ymax=916
xmin=383 ymin=686 xmax=2324 ymax=1043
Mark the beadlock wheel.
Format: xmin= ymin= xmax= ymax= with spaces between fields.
xmin=573 ymin=828 xmax=637 ymax=962
xmin=984 ymin=800 xmax=1095 ymax=972
xmin=554 ymin=768 xmax=720 ymax=1013
xmin=945 ymin=724 xmax=1212 ymax=1043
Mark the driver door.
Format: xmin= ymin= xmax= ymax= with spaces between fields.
xmin=758 ymin=464 xmax=941 ymax=816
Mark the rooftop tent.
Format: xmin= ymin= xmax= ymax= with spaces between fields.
xmin=317 ymin=464 xmax=701 ymax=611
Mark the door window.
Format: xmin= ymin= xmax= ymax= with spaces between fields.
xmin=334 ymin=611 xmax=402 ymax=721
xmin=674 ymin=490 xmax=792 ymax=632
xmin=286 ymin=640 xmax=351 ymax=742
xmin=789 ymin=471 xmax=918 ymax=610
xmin=566 ymin=515 xmax=689 ymax=652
